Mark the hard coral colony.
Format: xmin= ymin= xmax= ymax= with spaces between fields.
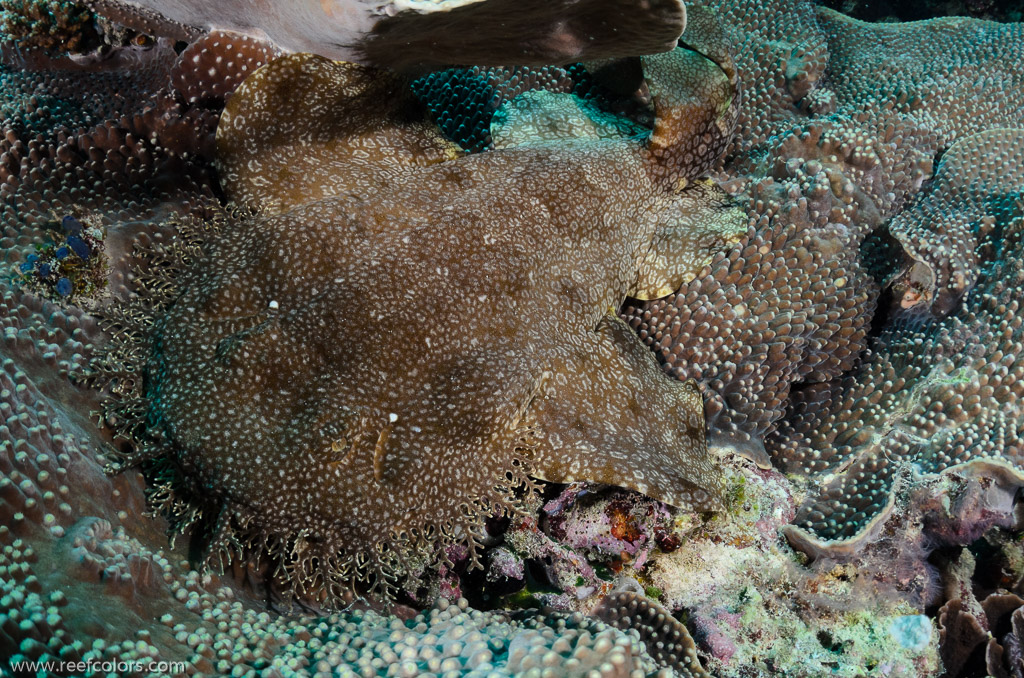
xmin=0 ymin=0 xmax=1022 ymax=677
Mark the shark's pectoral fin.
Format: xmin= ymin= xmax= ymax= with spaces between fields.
xmin=360 ymin=0 xmax=687 ymax=72
xmin=631 ymin=180 xmax=747 ymax=300
xmin=528 ymin=315 xmax=725 ymax=511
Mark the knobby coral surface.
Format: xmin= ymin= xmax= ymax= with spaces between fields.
xmin=774 ymin=140 xmax=1024 ymax=547
xmin=622 ymin=0 xmax=1024 ymax=554
xmin=2 ymin=0 xmax=1024 ymax=676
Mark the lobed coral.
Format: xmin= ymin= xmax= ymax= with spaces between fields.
xmin=623 ymin=0 xmax=1024 ymax=554
xmin=928 ymin=546 xmax=1024 ymax=678
xmin=2 ymin=0 xmax=1024 ymax=676
xmin=885 ymin=129 xmax=1024 ymax=313
xmin=772 ymin=142 xmax=1024 ymax=547
xmin=819 ymin=0 xmax=1024 ymax=22
xmin=595 ymin=590 xmax=711 ymax=678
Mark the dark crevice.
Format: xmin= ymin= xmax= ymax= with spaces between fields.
xmin=816 ymin=0 xmax=1024 ymax=22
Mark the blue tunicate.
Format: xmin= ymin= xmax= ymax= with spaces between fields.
xmin=61 ymin=215 xmax=83 ymax=234
xmin=66 ymin=235 xmax=90 ymax=259
xmin=26 ymin=253 xmax=38 ymax=264
xmin=18 ymin=262 xmax=32 ymax=273
xmin=55 ymin=246 xmax=69 ymax=260
xmin=38 ymin=263 xmax=51 ymax=277
xmin=56 ymin=277 xmax=72 ymax=297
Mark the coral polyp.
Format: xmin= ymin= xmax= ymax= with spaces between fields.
xmin=5 ymin=0 xmax=1024 ymax=675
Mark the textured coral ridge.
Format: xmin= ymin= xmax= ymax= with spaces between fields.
xmin=774 ymin=134 xmax=1024 ymax=548
xmin=623 ymin=0 xmax=1024 ymax=548
xmin=104 ymin=30 xmax=747 ymax=602
xmin=2 ymin=530 xmax=683 ymax=677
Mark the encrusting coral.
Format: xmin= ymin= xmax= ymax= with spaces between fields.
xmin=885 ymin=128 xmax=1024 ymax=313
xmin=595 ymin=590 xmax=712 ymax=678
xmin=623 ymin=0 xmax=1024 ymax=553
xmin=3 ymin=0 xmax=1024 ymax=675
xmin=89 ymin=13 xmax=747 ymax=604
xmin=773 ymin=134 xmax=1024 ymax=548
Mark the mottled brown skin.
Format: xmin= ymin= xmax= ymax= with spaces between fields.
xmin=141 ymin=25 xmax=742 ymax=598
xmin=359 ymin=0 xmax=687 ymax=72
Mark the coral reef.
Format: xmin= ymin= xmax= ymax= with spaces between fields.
xmin=644 ymin=460 xmax=941 ymax=677
xmin=1 ymin=0 xmax=1024 ymax=676
xmin=410 ymin=64 xmax=591 ymax=153
xmin=817 ymin=0 xmax=1024 ymax=23
xmin=624 ymin=0 xmax=1024 ymax=550
xmin=2 ymin=528 xmax=681 ymax=677
xmin=929 ymin=545 xmax=1024 ymax=678
xmin=595 ymin=591 xmax=711 ymax=678
xmin=16 ymin=215 xmax=107 ymax=304
xmin=773 ymin=138 xmax=1024 ymax=548
xmin=0 ymin=0 xmax=97 ymax=53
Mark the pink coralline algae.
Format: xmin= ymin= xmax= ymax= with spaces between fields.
xmin=543 ymin=486 xmax=678 ymax=572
